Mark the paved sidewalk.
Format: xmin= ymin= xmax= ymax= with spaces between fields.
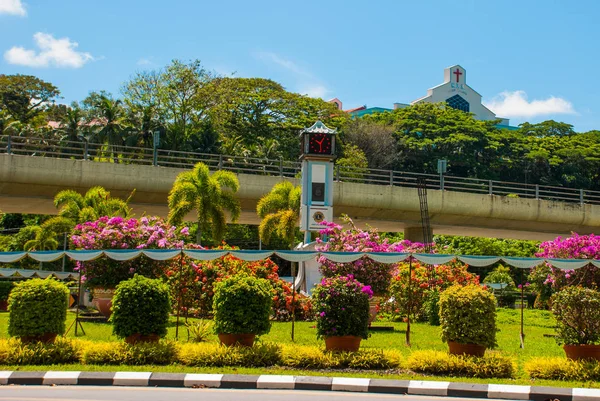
xmin=1 ymin=370 xmax=598 ymax=400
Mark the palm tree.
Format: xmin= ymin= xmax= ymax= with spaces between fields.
xmin=168 ymin=162 xmax=240 ymax=244
xmin=23 ymin=226 xmax=59 ymax=252
xmin=54 ymin=186 xmax=133 ymax=224
xmin=256 ymin=181 xmax=301 ymax=248
xmin=92 ymin=96 xmax=130 ymax=162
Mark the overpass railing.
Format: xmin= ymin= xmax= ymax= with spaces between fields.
xmin=2 ymin=134 xmax=600 ymax=206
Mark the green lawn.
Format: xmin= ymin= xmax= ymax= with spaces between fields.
xmin=1 ymin=308 xmax=594 ymax=389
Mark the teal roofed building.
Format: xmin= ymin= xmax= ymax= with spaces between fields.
xmin=330 ymin=65 xmax=519 ymax=130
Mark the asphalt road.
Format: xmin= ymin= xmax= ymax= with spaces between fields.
xmin=0 ymin=387 xmax=501 ymax=401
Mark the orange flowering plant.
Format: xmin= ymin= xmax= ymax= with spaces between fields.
xmin=381 ymin=261 xmax=479 ymax=321
xmin=165 ymin=244 xmax=312 ymax=320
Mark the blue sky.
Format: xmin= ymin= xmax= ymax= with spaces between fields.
xmin=1 ymin=0 xmax=598 ymax=131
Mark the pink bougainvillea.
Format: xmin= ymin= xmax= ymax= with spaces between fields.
xmin=532 ymin=233 xmax=600 ymax=294
xmin=315 ymin=217 xmax=429 ymax=294
xmin=71 ymin=216 xmax=187 ymax=287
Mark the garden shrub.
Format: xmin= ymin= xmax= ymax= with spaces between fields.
xmin=407 ymin=350 xmax=515 ymax=378
xmin=8 ymin=278 xmax=70 ymax=338
xmin=111 ymin=275 xmax=171 ymax=340
xmin=0 ymin=281 xmax=14 ymax=301
xmin=79 ymin=340 xmax=178 ymax=365
xmin=178 ymin=342 xmax=280 ymax=367
xmin=424 ymin=289 xmax=440 ymax=326
xmin=439 ymin=284 xmax=497 ymax=348
xmin=166 ymin=250 xmax=312 ymax=321
xmin=551 ymin=286 xmax=600 ymax=345
xmin=0 ymin=338 xmax=80 ymax=365
xmin=213 ymin=274 xmax=273 ymax=336
xmin=383 ymin=262 xmax=479 ymax=321
xmin=279 ymin=344 xmax=402 ymax=370
xmin=312 ymin=275 xmax=372 ymax=339
xmin=525 ymin=357 xmax=600 ymax=381
xmin=483 ymin=265 xmax=516 ymax=290
xmin=185 ymin=320 xmax=213 ymax=343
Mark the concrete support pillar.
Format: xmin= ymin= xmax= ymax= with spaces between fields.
xmin=404 ymin=226 xmax=433 ymax=243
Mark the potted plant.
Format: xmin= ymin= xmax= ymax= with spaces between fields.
xmin=312 ymin=275 xmax=372 ymax=351
xmin=439 ymin=284 xmax=497 ymax=356
xmin=8 ymin=278 xmax=70 ymax=343
xmin=213 ymin=274 xmax=272 ymax=346
xmin=0 ymin=281 xmax=15 ymax=311
xmin=551 ymin=286 xmax=600 ymax=361
xmin=111 ymin=275 xmax=171 ymax=344
xmin=316 ymin=217 xmax=427 ymax=323
xmin=71 ymin=216 xmax=187 ymax=318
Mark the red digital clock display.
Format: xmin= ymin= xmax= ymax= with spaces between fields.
xmin=308 ymin=133 xmax=333 ymax=155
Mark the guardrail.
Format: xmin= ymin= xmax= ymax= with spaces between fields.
xmin=2 ymin=134 xmax=600 ymax=205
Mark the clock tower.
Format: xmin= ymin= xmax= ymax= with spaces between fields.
xmin=299 ymin=121 xmax=336 ymax=242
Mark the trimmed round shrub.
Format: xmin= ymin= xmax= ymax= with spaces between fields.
xmin=439 ymin=284 xmax=498 ymax=348
xmin=111 ymin=275 xmax=171 ymax=339
xmin=311 ymin=275 xmax=372 ymax=339
xmin=213 ymin=274 xmax=272 ymax=335
xmin=551 ymin=286 xmax=600 ymax=345
xmin=8 ymin=278 xmax=69 ymax=338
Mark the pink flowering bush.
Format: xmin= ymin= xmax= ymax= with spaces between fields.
xmin=312 ymin=275 xmax=372 ymax=339
xmin=531 ymin=233 xmax=600 ymax=297
xmin=71 ymin=216 xmax=187 ymax=288
xmin=316 ymin=217 xmax=427 ymax=295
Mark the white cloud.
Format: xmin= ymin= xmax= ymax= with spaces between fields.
xmin=299 ymin=85 xmax=329 ymax=99
xmin=254 ymin=51 xmax=312 ymax=77
xmin=0 ymin=0 xmax=26 ymax=16
xmin=484 ymin=90 xmax=575 ymax=119
xmin=4 ymin=32 xmax=94 ymax=68
xmin=136 ymin=58 xmax=154 ymax=66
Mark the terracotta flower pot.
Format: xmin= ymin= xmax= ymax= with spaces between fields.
xmin=92 ymin=287 xmax=115 ymax=318
xmin=563 ymin=344 xmax=600 ymax=361
xmin=218 ymin=333 xmax=256 ymax=347
xmin=20 ymin=333 xmax=57 ymax=344
xmin=448 ymin=341 xmax=486 ymax=357
xmin=125 ymin=333 xmax=160 ymax=345
xmin=325 ymin=335 xmax=362 ymax=352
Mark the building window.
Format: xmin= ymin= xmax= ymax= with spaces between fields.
xmin=446 ymin=95 xmax=470 ymax=113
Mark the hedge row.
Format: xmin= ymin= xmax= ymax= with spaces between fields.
xmin=525 ymin=357 xmax=600 ymax=381
xmin=6 ymin=339 xmax=600 ymax=381
xmin=0 ymin=339 xmax=517 ymax=378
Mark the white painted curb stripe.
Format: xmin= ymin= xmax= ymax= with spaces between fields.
xmin=408 ymin=380 xmax=450 ymax=396
xmin=0 ymin=371 xmax=12 ymax=385
xmin=184 ymin=373 xmax=223 ymax=388
xmin=43 ymin=371 xmax=81 ymax=385
xmin=331 ymin=377 xmax=370 ymax=392
xmin=573 ymin=388 xmax=600 ymax=401
xmin=112 ymin=372 xmax=152 ymax=386
xmin=487 ymin=384 xmax=531 ymax=400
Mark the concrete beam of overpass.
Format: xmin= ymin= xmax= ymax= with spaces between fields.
xmin=1 ymin=154 xmax=598 ymax=241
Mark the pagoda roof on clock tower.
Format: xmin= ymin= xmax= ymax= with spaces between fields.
xmin=301 ymin=120 xmax=336 ymax=134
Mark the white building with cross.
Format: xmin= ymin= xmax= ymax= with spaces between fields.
xmin=332 ymin=64 xmax=513 ymax=128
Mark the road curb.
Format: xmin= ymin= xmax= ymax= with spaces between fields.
xmin=1 ymin=370 xmax=599 ymax=400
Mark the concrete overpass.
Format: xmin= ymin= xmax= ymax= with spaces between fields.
xmin=1 ymin=154 xmax=599 ymax=241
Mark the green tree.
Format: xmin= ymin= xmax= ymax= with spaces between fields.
xmin=256 ymin=181 xmax=301 ymax=248
xmin=167 ymin=162 xmax=241 ymax=244
xmin=84 ymin=93 xmax=130 ymax=161
xmin=0 ymin=74 xmax=60 ymax=123
xmin=53 ymin=186 xmax=132 ymax=225
xmin=207 ymin=77 xmax=347 ymax=159
xmin=336 ymin=144 xmax=369 ymax=182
